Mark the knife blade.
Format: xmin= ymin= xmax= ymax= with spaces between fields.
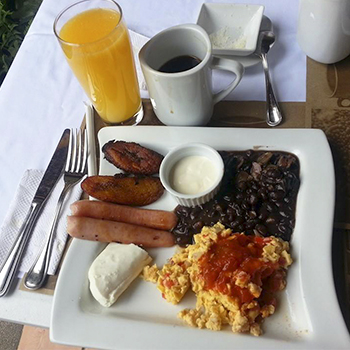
xmin=0 ymin=129 xmax=70 ymax=297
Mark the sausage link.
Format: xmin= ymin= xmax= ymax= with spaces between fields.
xmin=70 ymin=200 xmax=178 ymax=231
xmin=67 ymin=216 xmax=175 ymax=248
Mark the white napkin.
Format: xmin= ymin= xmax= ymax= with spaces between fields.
xmin=129 ymin=29 xmax=149 ymax=91
xmin=0 ymin=169 xmax=83 ymax=278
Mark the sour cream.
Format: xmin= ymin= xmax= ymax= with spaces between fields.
xmin=170 ymin=155 xmax=218 ymax=195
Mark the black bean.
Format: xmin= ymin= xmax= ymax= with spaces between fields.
xmin=284 ymin=196 xmax=291 ymax=204
xmin=251 ymin=182 xmax=258 ymax=191
xmin=278 ymin=224 xmax=287 ymax=233
xmin=193 ymin=221 xmax=204 ymax=232
xmin=191 ymin=206 xmax=201 ymax=216
xmin=236 ymin=224 xmax=244 ymax=232
xmin=266 ymin=216 xmax=276 ymax=224
xmin=246 ymin=150 xmax=253 ymax=158
xmin=257 ymin=188 xmax=267 ymax=200
xmin=284 ymin=226 xmax=293 ymax=237
xmin=241 ymin=202 xmax=250 ymax=210
xmin=279 ymin=218 xmax=288 ymax=226
xmin=248 ymin=193 xmax=258 ymax=205
xmin=215 ymin=204 xmax=223 ymax=212
xmin=176 ymin=235 xmax=192 ymax=246
xmin=246 ymin=219 xmax=260 ymax=229
xmin=275 ymin=201 xmax=284 ymax=208
xmin=269 ymin=190 xmax=285 ymax=201
xmin=190 ymin=212 xmax=197 ymax=220
xmin=236 ymin=193 xmax=244 ymax=201
xmin=244 ymin=221 xmax=255 ymax=230
xmin=233 ymin=206 xmax=243 ymax=217
xmin=236 ymin=216 xmax=244 ymax=224
xmin=258 ymin=208 xmax=269 ymax=221
xmin=224 ymin=195 xmax=232 ymax=202
xmin=267 ymin=184 xmax=274 ymax=192
xmin=279 ymin=209 xmax=289 ymax=218
xmin=266 ymin=203 xmax=275 ymax=212
xmin=266 ymin=167 xmax=281 ymax=178
xmin=227 ymin=207 xmax=234 ymax=215
xmin=231 ymin=220 xmax=241 ymax=228
xmin=242 ymin=164 xmax=250 ymax=172
xmin=255 ymin=224 xmax=268 ymax=235
xmin=275 ymin=183 xmax=286 ymax=192
xmin=237 ymin=181 xmax=247 ymax=191
xmin=178 ymin=207 xmax=190 ymax=217
xmin=207 ymin=210 xmax=215 ymax=218
xmin=248 ymin=211 xmax=257 ymax=219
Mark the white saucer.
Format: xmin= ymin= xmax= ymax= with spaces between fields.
xmin=215 ymin=16 xmax=272 ymax=68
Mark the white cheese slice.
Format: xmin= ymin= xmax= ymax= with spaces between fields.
xmin=88 ymin=242 xmax=152 ymax=307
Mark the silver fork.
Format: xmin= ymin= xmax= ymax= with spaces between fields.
xmin=24 ymin=128 xmax=87 ymax=290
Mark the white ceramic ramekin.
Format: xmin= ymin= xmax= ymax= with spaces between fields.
xmin=159 ymin=143 xmax=224 ymax=207
xmin=197 ymin=3 xmax=265 ymax=56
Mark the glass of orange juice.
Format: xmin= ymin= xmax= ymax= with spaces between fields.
xmin=54 ymin=0 xmax=143 ymax=125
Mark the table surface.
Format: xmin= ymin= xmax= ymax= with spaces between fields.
xmin=0 ymin=0 xmax=340 ymax=331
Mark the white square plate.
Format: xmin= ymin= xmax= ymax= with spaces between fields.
xmin=50 ymin=126 xmax=350 ymax=350
xmin=197 ymin=3 xmax=264 ymax=56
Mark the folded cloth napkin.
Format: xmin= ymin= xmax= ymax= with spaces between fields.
xmin=0 ymin=169 xmax=83 ymax=278
xmin=129 ymin=29 xmax=149 ymax=91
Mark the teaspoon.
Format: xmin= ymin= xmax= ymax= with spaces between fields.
xmin=256 ymin=31 xmax=282 ymax=127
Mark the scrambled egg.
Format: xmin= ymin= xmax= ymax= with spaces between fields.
xmin=143 ymin=222 xmax=292 ymax=336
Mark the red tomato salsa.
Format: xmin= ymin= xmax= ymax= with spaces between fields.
xmin=198 ymin=234 xmax=282 ymax=304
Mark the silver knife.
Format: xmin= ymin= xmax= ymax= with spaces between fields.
xmin=0 ymin=129 xmax=70 ymax=297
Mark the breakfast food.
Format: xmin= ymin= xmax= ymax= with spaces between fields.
xmin=102 ymin=140 xmax=164 ymax=175
xmin=81 ymin=175 xmax=164 ymax=206
xmin=169 ymin=155 xmax=219 ymax=195
xmin=210 ymin=27 xmax=247 ymax=50
xmin=70 ymin=200 xmax=178 ymax=231
xmin=67 ymin=216 xmax=175 ymax=247
xmin=173 ymin=150 xmax=300 ymax=246
xmin=88 ymin=243 xmax=152 ymax=307
xmin=143 ymin=223 xmax=292 ymax=336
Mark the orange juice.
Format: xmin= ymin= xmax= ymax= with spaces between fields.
xmin=58 ymin=7 xmax=141 ymax=124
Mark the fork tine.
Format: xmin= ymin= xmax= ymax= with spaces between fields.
xmin=75 ymin=129 xmax=82 ymax=173
xmin=70 ymin=129 xmax=77 ymax=172
xmin=81 ymin=129 xmax=88 ymax=173
xmin=65 ymin=129 xmax=73 ymax=172
xmin=64 ymin=129 xmax=87 ymax=174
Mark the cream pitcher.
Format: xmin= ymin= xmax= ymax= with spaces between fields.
xmin=297 ymin=0 xmax=350 ymax=64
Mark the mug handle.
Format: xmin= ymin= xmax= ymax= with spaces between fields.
xmin=211 ymin=57 xmax=244 ymax=104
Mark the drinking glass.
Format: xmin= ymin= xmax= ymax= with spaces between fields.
xmin=54 ymin=0 xmax=143 ymax=125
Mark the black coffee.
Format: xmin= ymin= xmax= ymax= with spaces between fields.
xmin=158 ymin=55 xmax=201 ymax=73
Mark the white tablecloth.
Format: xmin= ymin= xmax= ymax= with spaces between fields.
xmin=0 ymin=0 xmax=306 ymax=326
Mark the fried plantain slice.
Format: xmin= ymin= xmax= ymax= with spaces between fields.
xmin=81 ymin=175 xmax=164 ymax=206
xmin=102 ymin=140 xmax=164 ymax=175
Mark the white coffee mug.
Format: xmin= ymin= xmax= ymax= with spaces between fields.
xmin=139 ymin=24 xmax=244 ymax=126
xmin=297 ymin=0 xmax=350 ymax=64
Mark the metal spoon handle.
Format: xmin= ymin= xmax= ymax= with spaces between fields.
xmin=261 ymin=53 xmax=282 ymax=127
